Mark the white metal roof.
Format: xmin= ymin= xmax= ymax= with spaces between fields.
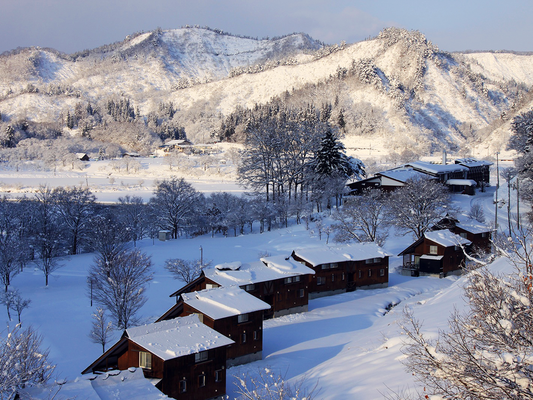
xmin=292 ymin=243 xmax=391 ymax=267
xmin=126 ymin=315 xmax=234 ymax=361
xmin=424 ymin=230 xmax=471 ymax=247
xmin=205 ymin=257 xmax=314 ymax=287
xmin=180 ymin=286 xmax=270 ymax=320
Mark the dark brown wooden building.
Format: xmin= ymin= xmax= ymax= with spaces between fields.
xmin=169 ymin=258 xmax=314 ymax=319
xmin=158 ymin=286 xmax=270 ymax=366
xmin=82 ymin=315 xmax=234 ymax=400
xmin=399 ymin=230 xmax=472 ymax=277
xmin=291 ymin=243 xmax=390 ymax=298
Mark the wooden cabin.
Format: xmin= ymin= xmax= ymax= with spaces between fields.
xmin=169 ymin=257 xmax=314 ymax=319
xmin=291 ymin=243 xmax=390 ymax=298
xmin=158 ymin=286 xmax=270 ymax=367
xmin=82 ymin=315 xmax=233 ymax=400
xmin=399 ymin=230 xmax=472 ymax=277
xmin=453 ymin=222 xmax=492 ymax=254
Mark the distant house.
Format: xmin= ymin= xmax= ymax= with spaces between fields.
xmin=455 ymin=158 xmax=492 ymax=187
xmin=169 ymin=257 xmax=315 ymax=319
xmin=291 ymin=243 xmax=391 ymax=298
xmin=453 ymin=221 xmax=492 ymax=253
xmin=347 ymin=158 xmax=492 ymax=196
xmin=399 ymin=230 xmax=472 ymax=277
xmin=82 ymin=315 xmax=234 ymax=400
xmin=158 ymin=286 xmax=270 ymax=366
xmin=160 ymin=139 xmax=193 ymax=153
xmin=403 ymin=161 xmax=469 ymax=183
xmin=346 ymin=168 xmax=429 ymax=195
xmin=75 ymin=153 xmax=90 ymax=161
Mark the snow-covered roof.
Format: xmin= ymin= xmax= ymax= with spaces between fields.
xmin=292 ymin=243 xmax=391 ymax=267
xmin=377 ymin=167 xmax=431 ymax=183
xmin=455 ymin=158 xmax=493 ymax=167
xmin=424 ymin=230 xmax=471 ymax=247
xmin=456 ymin=221 xmax=492 ymax=234
xmin=406 ymin=161 xmax=468 ymax=175
xmin=180 ymin=286 xmax=270 ymax=320
xmin=126 ymin=315 xmax=234 ymax=361
xmin=446 ymin=179 xmax=477 ymax=186
xmin=205 ymin=257 xmax=314 ymax=287
xmin=420 ymin=255 xmax=444 ymax=260
xmin=21 ymin=368 xmax=168 ymax=399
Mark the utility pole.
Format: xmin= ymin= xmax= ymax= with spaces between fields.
xmin=199 ymin=246 xmax=203 ymax=268
xmin=494 ymin=152 xmax=500 ymax=232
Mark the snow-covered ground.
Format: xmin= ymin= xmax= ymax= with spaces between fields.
xmin=1 ymin=158 xmax=525 ymax=399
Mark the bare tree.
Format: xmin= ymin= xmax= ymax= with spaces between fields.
xmin=164 ymin=258 xmax=207 ymax=284
xmin=1 ymin=289 xmax=31 ymax=324
xmin=468 ymin=203 xmax=486 ymax=223
xmin=150 ymin=177 xmax=203 ymax=239
xmin=234 ymin=368 xmax=319 ymax=400
xmin=0 ymin=325 xmax=55 ymax=399
xmin=118 ymin=195 xmax=149 ymax=247
xmin=89 ymin=307 xmax=114 ymax=353
xmin=332 ymin=189 xmax=390 ymax=244
xmin=400 ymin=225 xmax=533 ymax=399
xmin=0 ymin=196 xmax=26 ymax=292
xmin=88 ymin=249 xmax=153 ymax=329
xmin=52 ymin=186 xmax=96 ymax=255
xmin=32 ymin=186 xmax=64 ymax=286
xmin=387 ymin=177 xmax=453 ymax=239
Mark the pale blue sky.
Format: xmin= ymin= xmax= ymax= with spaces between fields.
xmin=1 ymin=0 xmax=531 ymax=54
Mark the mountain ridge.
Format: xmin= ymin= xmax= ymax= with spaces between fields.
xmin=0 ymin=26 xmax=532 ymax=158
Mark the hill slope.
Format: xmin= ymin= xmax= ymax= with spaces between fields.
xmin=0 ymin=27 xmax=532 ymax=157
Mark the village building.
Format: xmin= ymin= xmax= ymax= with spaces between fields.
xmin=82 ymin=315 xmax=234 ymax=400
xmin=454 ymin=158 xmax=493 ymax=187
xmin=22 ymin=368 xmax=169 ymax=400
xmin=291 ymin=243 xmax=391 ymax=298
xmin=157 ymin=286 xmax=270 ymax=367
xmin=399 ymin=230 xmax=472 ymax=277
xmin=347 ymin=158 xmax=491 ymax=196
xmin=169 ymin=256 xmax=314 ymax=319
xmin=346 ymin=167 xmax=430 ymax=194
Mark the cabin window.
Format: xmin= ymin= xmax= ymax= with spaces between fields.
xmin=245 ymin=284 xmax=255 ymax=291
xmin=242 ymin=332 xmax=247 ymax=343
xmin=254 ymin=330 xmax=259 ymax=340
xmin=482 ymin=232 xmax=488 ymax=238
xmin=317 ymin=277 xmax=326 ymax=286
xmin=215 ymin=369 xmax=223 ymax=382
xmin=460 ymin=232 xmax=468 ymax=239
xmin=380 ymin=269 xmax=385 ymax=277
xmin=358 ymin=270 xmax=362 ymax=279
xmin=368 ymin=269 xmax=372 ymax=277
xmin=238 ymin=313 xmax=249 ymax=324
xmin=455 ymin=245 xmax=460 ymax=251
xmin=179 ymin=379 xmax=187 ymax=393
xmin=195 ymin=351 xmax=208 ymax=363
xmin=330 ymin=263 xmax=338 ymax=269
xmin=299 ymin=288 xmax=305 ymax=298
xmin=293 ymin=275 xmax=301 ymax=282
xmin=331 ymin=274 xmax=335 ymax=282
xmin=198 ymin=373 xmax=206 ymax=388
xmin=429 ymin=245 xmax=438 ymax=255
xmin=139 ymin=351 xmax=152 ymax=369
xmin=321 ymin=264 xmax=330 ymax=270
xmin=284 ymin=277 xmax=293 ymax=284
xmin=342 ymin=272 xmax=345 ymax=281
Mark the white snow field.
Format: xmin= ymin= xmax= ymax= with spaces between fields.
xmin=1 ymin=158 xmax=524 ymax=399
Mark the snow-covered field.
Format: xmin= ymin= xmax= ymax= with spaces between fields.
xmin=1 ymin=157 xmax=523 ymax=399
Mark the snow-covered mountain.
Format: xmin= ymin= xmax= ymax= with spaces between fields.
xmin=0 ymin=26 xmax=532 ymax=156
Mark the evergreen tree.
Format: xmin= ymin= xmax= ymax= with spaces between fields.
xmin=310 ymin=129 xmax=363 ymax=179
